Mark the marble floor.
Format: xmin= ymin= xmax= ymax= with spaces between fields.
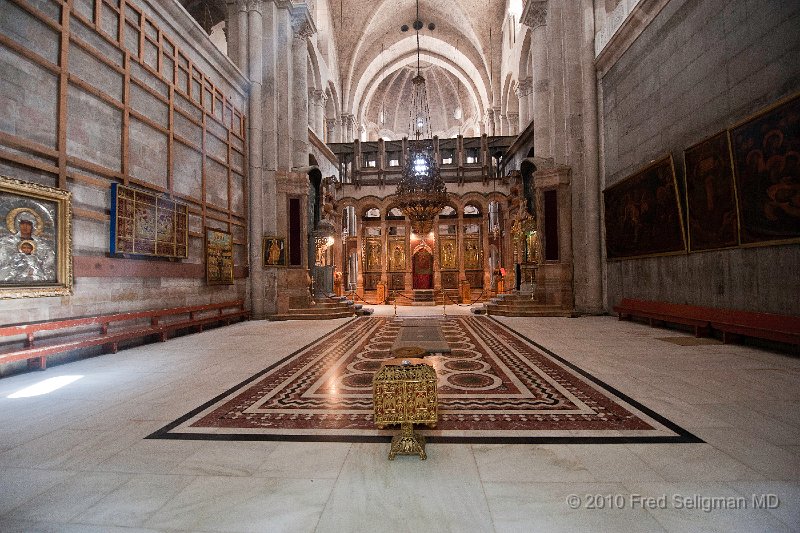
xmin=0 ymin=305 xmax=798 ymax=532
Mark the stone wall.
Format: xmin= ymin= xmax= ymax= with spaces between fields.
xmin=601 ymin=0 xmax=800 ymax=313
xmin=0 ymin=0 xmax=250 ymax=325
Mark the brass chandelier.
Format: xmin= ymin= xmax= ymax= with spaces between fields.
xmin=395 ymin=0 xmax=447 ymax=235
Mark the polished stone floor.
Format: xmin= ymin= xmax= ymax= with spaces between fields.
xmin=0 ymin=305 xmax=798 ymax=532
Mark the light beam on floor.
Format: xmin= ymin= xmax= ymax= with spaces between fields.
xmin=7 ymin=375 xmax=84 ymax=398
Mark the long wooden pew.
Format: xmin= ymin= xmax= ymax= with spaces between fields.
xmin=0 ymin=300 xmax=248 ymax=371
xmin=613 ymin=298 xmax=800 ymax=348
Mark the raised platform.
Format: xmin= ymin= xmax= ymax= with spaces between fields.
xmin=270 ymin=296 xmax=369 ymax=321
xmin=482 ymin=292 xmax=575 ymax=317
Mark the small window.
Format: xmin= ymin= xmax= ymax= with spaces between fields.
xmin=466 ymin=148 xmax=480 ymax=164
xmin=365 ymin=208 xmax=380 ymax=219
xmin=441 ymin=149 xmax=454 ymax=165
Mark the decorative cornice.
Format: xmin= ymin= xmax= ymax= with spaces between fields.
xmin=521 ymin=0 xmax=548 ymax=30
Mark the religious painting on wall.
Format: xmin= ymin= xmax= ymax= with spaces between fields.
xmin=439 ymin=236 xmax=457 ymax=270
xmin=364 ymin=237 xmax=382 ymax=271
xmin=110 ymin=183 xmax=188 ymax=258
xmin=730 ymin=93 xmax=800 ymax=245
xmin=463 ymin=238 xmax=481 ymax=269
xmin=388 ymin=238 xmax=405 ymax=271
xmin=0 ymin=176 xmax=72 ymax=298
xmin=603 ymin=155 xmax=686 ymax=259
xmin=205 ymin=228 xmax=233 ymax=285
xmin=463 ymin=223 xmax=481 ymax=269
xmin=683 ymin=131 xmax=739 ymax=251
xmin=262 ymin=236 xmax=286 ymax=266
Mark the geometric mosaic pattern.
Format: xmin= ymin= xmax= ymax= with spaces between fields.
xmin=148 ymin=317 xmax=701 ymax=443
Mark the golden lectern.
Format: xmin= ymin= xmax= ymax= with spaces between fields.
xmin=373 ymin=357 xmax=437 ymax=460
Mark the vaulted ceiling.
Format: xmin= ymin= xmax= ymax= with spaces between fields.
xmin=330 ymin=0 xmax=506 ymax=137
xmin=179 ymin=0 xmax=509 ymax=139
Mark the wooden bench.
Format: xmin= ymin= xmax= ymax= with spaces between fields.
xmin=0 ymin=300 xmax=248 ymax=371
xmin=613 ymin=298 xmax=800 ymax=347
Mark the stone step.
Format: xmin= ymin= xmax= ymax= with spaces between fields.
xmin=269 ymin=310 xmax=354 ymax=321
xmin=290 ymin=305 xmax=351 ymax=314
xmin=483 ymin=303 xmax=574 ymax=317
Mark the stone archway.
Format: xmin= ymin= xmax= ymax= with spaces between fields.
xmin=412 ymin=248 xmax=433 ymax=289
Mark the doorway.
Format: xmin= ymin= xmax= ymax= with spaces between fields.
xmin=412 ymin=249 xmax=433 ymax=289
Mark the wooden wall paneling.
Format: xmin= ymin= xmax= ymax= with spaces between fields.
xmin=3 ymin=0 xmax=248 ymax=264
xmin=121 ymin=52 xmax=130 ymax=184
xmin=70 ymin=33 xmax=125 ymax=74
xmin=0 ymin=149 xmax=60 ymax=176
xmin=201 ymin=78 xmax=207 ymax=235
xmin=7 ymin=0 xmax=63 ymax=32
xmin=57 ymin=0 xmax=71 ymax=189
xmin=0 ymin=34 xmax=60 ymax=76
xmin=0 ymin=132 xmax=60 ymax=160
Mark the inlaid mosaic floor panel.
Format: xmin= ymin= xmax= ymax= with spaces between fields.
xmin=149 ymin=316 xmax=701 ymax=443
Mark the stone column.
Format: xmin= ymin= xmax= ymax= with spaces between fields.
xmin=246 ymin=0 xmax=265 ymax=318
xmin=484 ymin=109 xmax=495 ymax=136
xmin=309 ymin=89 xmax=325 ymax=138
xmin=507 ymin=113 xmax=519 ymax=136
xmin=516 ymin=77 xmax=532 ymax=132
xmin=341 ymin=113 xmax=355 ymax=142
xmin=523 ymin=1 xmax=552 ymax=158
xmin=291 ymin=15 xmax=313 ymax=168
xmin=326 ymin=118 xmax=336 ymax=144
xmin=259 ymin=0 xmax=279 ymax=315
xmin=578 ymin=0 xmax=603 ymax=313
xmin=225 ymin=1 xmax=248 ymax=72
xmin=275 ymin=8 xmax=292 ymax=170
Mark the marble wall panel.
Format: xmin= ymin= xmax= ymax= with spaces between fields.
xmin=66 ymin=85 xmax=122 ymax=171
xmin=129 ymin=117 xmax=168 ymax=188
xmin=0 ymin=47 xmax=58 ymax=149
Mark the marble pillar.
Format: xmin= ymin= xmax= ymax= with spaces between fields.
xmin=291 ymin=16 xmax=312 ymax=168
xmin=276 ymin=9 xmax=292 ymax=169
xmin=246 ymin=0 xmax=265 ymax=318
xmin=516 ymin=78 xmax=532 ymax=133
xmin=507 ymin=113 xmax=519 ymax=136
xmin=326 ymin=118 xmax=336 ymax=144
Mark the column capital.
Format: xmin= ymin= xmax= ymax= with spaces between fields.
xmin=515 ymin=77 xmax=533 ymax=97
xmin=246 ymin=0 xmax=263 ymax=14
xmin=291 ymin=12 xmax=316 ymax=40
xmin=341 ymin=113 xmax=355 ymax=127
xmin=309 ymin=88 xmax=327 ymax=106
xmin=521 ymin=0 xmax=548 ymax=30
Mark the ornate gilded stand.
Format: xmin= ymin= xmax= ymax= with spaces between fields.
xmin=373 ymin=357 xmax=438 ymax=460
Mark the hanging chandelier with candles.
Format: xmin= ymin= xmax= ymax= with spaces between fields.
xmin=395 ymin=0 xmax=447 ymax=235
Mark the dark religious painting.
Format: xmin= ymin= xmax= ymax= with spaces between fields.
xmin=0 ymin=176 xmax=72 ymax=298
xmin=262 ymin=236 xmax=286 ymax=267
xmin=730 ymin=93 xmax=800 ymax=245
xmin=603 ymin=155 xmax=686 ymax=259
xmin=683 ymin=132 xmax=739 ymax=251
xmin=110 ymin=183 xmax=188 ymax=258
xmin=205 ymin=228 xmax=234 ymax=285
xmin=148 ymin=316 xmax=701 ymax=443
